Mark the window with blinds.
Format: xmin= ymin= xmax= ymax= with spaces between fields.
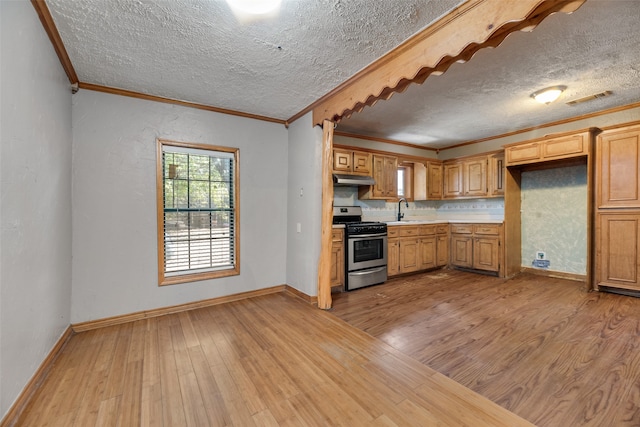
xmin=157 ymin=140 xmax=239 ymax=285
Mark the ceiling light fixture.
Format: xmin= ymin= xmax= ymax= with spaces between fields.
xmin=530 ymin=85 xmax=567 ymax=104
xmin=225 ymin=0 xmax=281 ymax=15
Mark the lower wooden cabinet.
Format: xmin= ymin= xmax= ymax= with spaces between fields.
xmin=388 ymin=238 xmax=400 ymax=277
xmin=596 ymin=213 xmax=640 ymax=291
xmin=436 ymin=234 xmax=449 ymax=267
xmin=388 ymin=224 xmax=449 ymax=277
xmin=451 ymin=234 xmax=473 ymax=268
xmin=330 ymin=228 xmax=344 ymax=288
xmin=400 ymin=239 xmax=420 ymax=273
xmin=473 ymin=236 xmax=501 ymax=271
xmin=419 ymin=237 xmax=437 ymax=270
xmin=450 ymin=223 xmax=503 ymax=275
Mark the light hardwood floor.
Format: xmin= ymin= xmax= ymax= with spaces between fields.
xmin=13 ymin=289 xmax=533 ymax=426
xmin=331 ymin=269 xmax=640 ymax=427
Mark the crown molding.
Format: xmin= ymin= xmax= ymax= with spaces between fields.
xmin=78 ymin=83 xmax=286 ymax=124
xmin=31 ymin=0 xmax=78 ymax=84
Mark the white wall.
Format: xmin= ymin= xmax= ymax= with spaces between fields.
xmin=71 ymin=90 xmax=288 ymax=323
xmin=0 ymin=1 xmax=73 ymax=419
xmin=286 ymin=113 xmax=323 ymax=296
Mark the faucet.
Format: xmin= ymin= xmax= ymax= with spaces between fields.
xmin=397 ymin=198 xmax=408 ymax=221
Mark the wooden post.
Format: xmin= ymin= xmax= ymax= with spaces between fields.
xmin=317 ymin=120 xmax=335 ymax=309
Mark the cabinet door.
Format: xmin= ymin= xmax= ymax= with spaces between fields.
xmin=330 ymin=243 xmax=344 ymax=287
xmin=436 ymin=235 xmax=449 ymax=267
xmin=597 ymin=213 xmax=640 ymax=290
xmin=505 ymin=142 xmax=540 ymax=166
xmin=383 ymin=156 xmax=398 ymax=198
xmin=387 ymin=239 xmax=400 ymax=277
xmin=371 ymin=155 xmax=386 ymax=198
xmin=352 ymin=151 xmax=372 ymax=175
xmin=419 ymin=237 xmax=437 ymax=270
xmin=473 ymin=237 xmax=500 ymax=272
xmin=542 ymin=134 xmax=587 ymax=160
xmin=333 ymin=149 xmax=352 ymax=172
xmin=451 ymin=235 xmax=473 ymax=268
xmin=489 ymin=152 xmax=505 ymax=197
xmin=464 ymin=158 xmax=488 ymax=196
xmin=400 ymin=239 xmax=419 ymax=273
xmin=413 ymin=162 xmax=428 ymax=201
xmin=443 ymin=162 xmax=464 ymax=198
xmin=364 ymin=155 xmax=398 ymax=200
xmin=428 ymin=162 xmax=443 ymax=199
xmin=597 ymin=126 xmax=640 ymax=208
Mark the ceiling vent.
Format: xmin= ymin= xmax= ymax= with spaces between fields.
xmin=566 ymin=91 xmax=612 ymax=106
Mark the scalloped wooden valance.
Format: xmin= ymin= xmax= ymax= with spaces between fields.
xmin=312 ymin=0 xmax=586 ymax=127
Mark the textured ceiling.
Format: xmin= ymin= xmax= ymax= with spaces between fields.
xmin=45 ymin=0 xmax=464 ymax=120
xmin=338 ymin=0 xmax=640 ymax=148
xmin=43 ymin=0 xmax=640 ymax=148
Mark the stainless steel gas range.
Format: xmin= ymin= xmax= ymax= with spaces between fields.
xmin=333 ymin=206 xmax=387 ymax=291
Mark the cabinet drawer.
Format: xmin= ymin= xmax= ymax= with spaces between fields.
xmin=331 ymin=229 xmax=344 ymax=242
xmin=418 ymin=225 xmax=436 ymax=236
xmin=436 ymin=224 xmax=449 ymax=234
xmin=399 ymin=226 xmax=419 ymax=237
xmin=451 ymin=224 xmax=473 ymax=234
xmin=388 ymin=227 xmax=400 ymax=238
xmin=473 ymin=224 xmax=500 ymax=235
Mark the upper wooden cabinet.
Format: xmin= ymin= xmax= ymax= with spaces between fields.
xmin=443 ymin=161 xmax=464 ymax=198
xmin=596 ymin=124 xmax=640 ymax=209
xmin=428 ymin=162 xmax=443 ymax=199
xmin=359 ymin=154 xmax=397 ymax=200
xmin=333 ymin=145 xmax=500 ymax=201
xmin=333 ymin=148 xmax=372 ymax=175
xmin=504 ymin=130 xmax=593 ymax=167
xmin=464 ymin=157 xmax=488 ymax=197
xmin=414 ymin=160 xmax=443 ymax=201
xmin=443 ymin=156 xmax=489 ymax=198
xmin=489 ymin=152 xmax=505 ymax=197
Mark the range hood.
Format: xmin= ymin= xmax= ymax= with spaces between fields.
xmin=333 ymin=173 xmax=376 ymax=186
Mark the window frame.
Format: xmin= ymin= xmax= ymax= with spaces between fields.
xmin=156 ymin=139 xmax=240 ymax=286
xmin=397 ymin=163 xmax=414 ymax=201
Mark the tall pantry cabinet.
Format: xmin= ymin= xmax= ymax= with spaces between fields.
xmin=595 ymin=123 xmax=640 ymax=291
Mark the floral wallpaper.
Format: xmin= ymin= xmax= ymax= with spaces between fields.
xmin=521 ymin=164 xmax=588 ymax=274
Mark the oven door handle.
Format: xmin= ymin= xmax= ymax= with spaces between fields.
xmin=348 ymin=233 xmax=387 ymax=239
xmin=349 ymin=266 xmax=387 ymax=276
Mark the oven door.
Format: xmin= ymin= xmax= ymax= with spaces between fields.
xmin=347 ymin=234 xmax=388 ymax=271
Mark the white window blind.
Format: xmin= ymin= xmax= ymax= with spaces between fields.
xmin=161 ymin=144 xmax=236 ymax=277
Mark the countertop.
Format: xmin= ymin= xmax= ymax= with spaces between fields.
xmin=333 ymin=220 xmax=503 ymax=228
xmin=386 ymin=219 xmax=503 ymax=225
